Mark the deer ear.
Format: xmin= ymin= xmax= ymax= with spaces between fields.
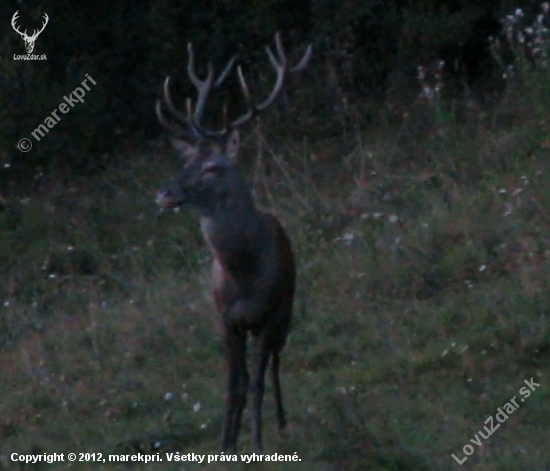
xmin=170 ymin=137 xmax=194 ymax=160
xmin=225 ymin=130 xmax=240 ymax=161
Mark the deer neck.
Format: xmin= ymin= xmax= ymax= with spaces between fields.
xmin=199 ymin=188 xmax=268 ymax=269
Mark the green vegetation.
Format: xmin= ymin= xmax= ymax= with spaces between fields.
xmin=2 ymin=71 xmax=550 ymax=469
xmin=2 ymin=2 xmax=550 ymax=470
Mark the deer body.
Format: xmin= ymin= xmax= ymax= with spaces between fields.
xmin=207 ymin=209 xmax=295 ymax=331
xmin=156 ymin=135 xmax=295 ymax=451
xmin=209 ymin=207 xmax=296 ymax=451
xmin=154 ymin=33 xmax=310 ymax=451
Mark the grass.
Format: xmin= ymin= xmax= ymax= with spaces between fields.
xmin=1 ymin=78 xmax=550 ymax=470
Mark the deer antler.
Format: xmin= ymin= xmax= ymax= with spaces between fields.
xmin=156 ymin=32 xmax=312 ymax=138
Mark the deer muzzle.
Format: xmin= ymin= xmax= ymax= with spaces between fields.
xmin=156 ymin=189 xmax=183 ymax=209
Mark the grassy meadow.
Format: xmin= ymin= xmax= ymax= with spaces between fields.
xmin=1 ymin=68 xmax=550 ymax=470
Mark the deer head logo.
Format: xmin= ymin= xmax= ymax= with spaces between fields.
xmin=11 ymin=11 xmax=49 ymax=54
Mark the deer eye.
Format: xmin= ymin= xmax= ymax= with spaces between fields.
xmin=201 ymin=163 xmax=224 ymax=179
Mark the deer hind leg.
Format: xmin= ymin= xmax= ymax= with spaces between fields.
xmin=271 ymin=350 xmax=286 ymax=433
xmin=272 ymin=304 xmax=291 ymax=435
xmin=221 ymin=324 xmax=248 ymax=452
xmin=249 ymin=333 xmax=271 ymax=452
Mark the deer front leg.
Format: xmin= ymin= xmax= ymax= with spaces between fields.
xmin=249 ymin=334 xmax=271 ymax=452
xmin=221 ymin=323 xmax=248 ymax=452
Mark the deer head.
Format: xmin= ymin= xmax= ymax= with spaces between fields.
xmin=11 ymin=11 xmax=49 ymax=53
xmin=155 ymin=33 xmax=312 ymax=218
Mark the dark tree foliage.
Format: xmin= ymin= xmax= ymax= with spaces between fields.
xmin=0 ymin=0 xmax=538 ymax=185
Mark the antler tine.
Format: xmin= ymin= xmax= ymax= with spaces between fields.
xmin=256 ymin=33 xmax=288 ymax=111
xmin=228 ymin=67 xmax=254 ymax=128
xmin=186 ymin=43 xmax=215 ymax=127
xmin=290 ymin=43 xmax=313 ymax=72
xmin=157 ymin=76 xmax=208 ymax=139
xmin=215 ymin=55 xmax=238 ymax=87
xmin=162 ymin=76 xmax=192 ymax=126
xmin=155 ymin=99 xmax=187 ymax=135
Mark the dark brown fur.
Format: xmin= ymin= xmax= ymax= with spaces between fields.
xmin=157 ymin=135 xmax=296 ymax=451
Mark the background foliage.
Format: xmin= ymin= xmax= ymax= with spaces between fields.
xmin=0 ymin=0 xmax=540 ymax=181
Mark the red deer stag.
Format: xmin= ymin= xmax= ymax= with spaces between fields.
xmin=154 ymin=33 xmax=311 ymax=451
